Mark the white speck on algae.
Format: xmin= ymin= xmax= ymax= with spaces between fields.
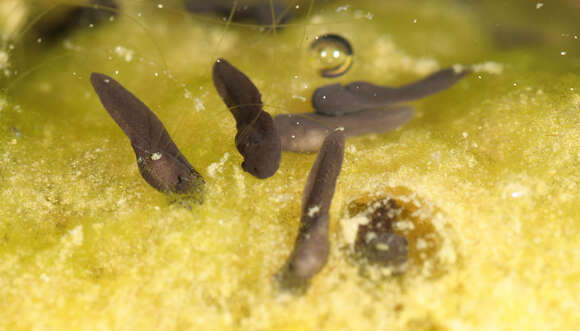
xmin=114 ymin=46 xmax=134 ymax=62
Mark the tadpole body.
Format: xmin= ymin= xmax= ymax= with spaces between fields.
xmin=275 ymin=130 xmax=345 ymax=292
xmin=274 ymin=106 xmax=414 ymax=153
xmin=212 ymin=58 xmax=281 ymax=179
xmin=90 ymin=73 xmax=204 ymax=197
xmin=354 ymin=199 xmax=408 ymax=269
xmin=312 ymin=67 xmax=469 ymax=116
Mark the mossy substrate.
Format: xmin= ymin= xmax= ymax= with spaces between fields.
xmin=0 ymin=1 xmax=579 ymax=330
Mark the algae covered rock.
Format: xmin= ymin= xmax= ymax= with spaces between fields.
xmin=0 ymin=0 xmax=579 ymax=330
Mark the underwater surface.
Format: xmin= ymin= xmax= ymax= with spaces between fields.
xmin=0 ymin=0 xmax=579 ymax=329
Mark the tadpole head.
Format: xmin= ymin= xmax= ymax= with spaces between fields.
xmin=136 ymin=149 xmax=205 ymax=197
xmin=236 ymin=124 xmax=282 ymax=179
xmin=274 ymin=215 xmax=330 ymax=293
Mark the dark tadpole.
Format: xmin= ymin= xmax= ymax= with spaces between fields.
xmin=33 ymin=0 xmax=119 ymax=43
xmin=90 ymin=73 xmax=205 ymax=198
xmin=274 ymin=105 xmax=414 ymax=153
xmin=275 ymin=130 xmax=345 ymax=293
xmin=354 ymin=198 xmax=408 ymax=270
xmin=312 ymin=67 xmax=469 ymax=116
xmin=212 ymin=58 xmax=281 ymax=179
xmin=183 ymin=0 xmax=292 ymax=28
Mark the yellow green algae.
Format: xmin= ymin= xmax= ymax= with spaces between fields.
xmin=1 ymin=0 xmax=579 ymax=330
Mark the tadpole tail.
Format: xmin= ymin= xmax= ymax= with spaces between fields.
xmin=90 ymin=73 xmax=194 ymax=169
xmin=301 ymin=130 xmax=345 ymax=217
xmin=346 ymin=67 xmax=470 ymax=104
xmin=212 ymin=58 xmax=264 ymax=129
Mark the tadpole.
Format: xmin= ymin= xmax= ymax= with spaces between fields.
xmin=90 ymin=73 xmax=205 ymax=198
xmin=312 ymin=67 xmax=469 ymax=116
xmin=33 ymin=0 xmax=119 ymax=44
xmin=183 ymin=0 xmax=292 ymax=28
xmin=274 ymin=106 xmax=414 ymax=153
xmin=212 ymin=58 xmax=281 ymax=179
xmin=275 ymin=130 xmax=345 ymax=292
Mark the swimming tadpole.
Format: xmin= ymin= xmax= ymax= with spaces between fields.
xmin=183 ymin=0 xmax=293 ymax=29
xmin=272 ymin=67 xmax=468 ymax=153
xmin=312 ymin=67 xmax=470 ymax=116
xmin=90 ymin=73 xmax=205 ymax=200
xmin=212 ymin=58 xmax=282 ymax=179
xmin=274 ymin=105 xmax=414 ymax=153
xmin=275 ymin=130 xmax=345 ymax=293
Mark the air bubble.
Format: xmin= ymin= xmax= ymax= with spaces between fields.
xmin=309 ymin=34 xmax=353 ymax=78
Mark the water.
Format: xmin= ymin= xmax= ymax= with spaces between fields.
xmin=0 ymin=1 xmax=578 ymax=330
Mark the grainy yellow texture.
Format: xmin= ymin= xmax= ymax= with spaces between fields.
xmin=0 ymin=0 xmax=579 ymax=330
